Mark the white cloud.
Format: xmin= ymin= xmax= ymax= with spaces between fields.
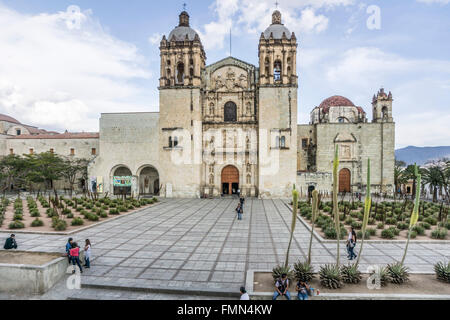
xmin=197 ymin=0 xmax=351 ymax=51
xmin=0 ymin=4 xmax=151 ymax=132
xmin=148 ymin=33 xmax=163 ymax=45
xmin=416 ymin=0 xmax=450 ymax=4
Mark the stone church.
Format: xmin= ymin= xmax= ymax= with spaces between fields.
xmin=0 ymin=10 xmax=395 ymax=198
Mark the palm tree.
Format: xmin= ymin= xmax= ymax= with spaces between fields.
xmin=421 ymin=166 xmax=445 ymax=202
xmin=394 ymin=160 xmax=407 ymax=198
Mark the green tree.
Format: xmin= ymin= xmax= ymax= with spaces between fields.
xmin=0 ymin=155 xmax=30 ymax=194
xmin=61 ymin=158 xmax=89 ymax=197
xmin=394 ymin=160 xmax=407 ymax=198
xmin=24 ymin=152 xmax=65 ymax=192
xmin=421 ymin=166 xmax=445 ymax=202
xmin=404 ymin=164 xmax=420 ymax=198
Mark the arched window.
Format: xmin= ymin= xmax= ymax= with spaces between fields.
xmin=338 ymin=117 xmax=346 ymax=123
xmin=210 ymin=103 xmax=215 ymax=115
xmin=275 ymin=136 xmax=280 ymax=148
xmin=224 ymin=101 xmax=237 ymax=122
xmin=189 ymin=67 xmax=194 ymax=77
xmin=169 ymin=137 xmax=173 ymax=148
xmin=173 ymin=136 xmax=179 ymax=147
xmin=246 ymin=102 xmax=252 ymax=115
xmin=265 ymin=57 xmax=270 ymax=77
xmin=382 ymin=107 xmax=388 ymax=119
xmin=177 ymin=63 xmax=185 ymax=84
xmin=274 ymin=60 xmax=282 ymax=81
xmin=280 ymin=136 xmax=286 ymax=148
xmin=246 ymin=174 xmax=251 ymax=185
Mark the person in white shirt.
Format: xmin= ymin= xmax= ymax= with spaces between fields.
xmin=240 ymin=287 xmax=250 ymax=300
xmin=84 ymin=239 xmax=92 ymax=268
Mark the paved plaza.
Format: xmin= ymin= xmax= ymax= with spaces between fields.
xmin=1 ymin=198 xmax=449 ymax=299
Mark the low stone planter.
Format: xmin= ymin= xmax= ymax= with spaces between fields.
xmin=0 ymin=251 xmax=68 ymax=294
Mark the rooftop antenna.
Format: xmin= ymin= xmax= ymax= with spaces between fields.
xmin=229 ymin=28 xmax=232 ymax=57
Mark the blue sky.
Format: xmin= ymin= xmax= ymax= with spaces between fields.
xmin=0 ymin=0 xmax=449 ymax=148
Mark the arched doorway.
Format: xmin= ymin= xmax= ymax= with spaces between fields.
xmin=221 ymin=165 xmax=239 ymax=195
xmin=113 ymin=166 xmax=133 ymax=196
xmin=224 ymin=101 xmax=237 ymax=122
xmin=138 ymin=166 xmax=160 ymax=196
xmin=339 ymin=168 xmax=351 ymax=193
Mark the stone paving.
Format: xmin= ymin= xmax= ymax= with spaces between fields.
xmin=1 ymin=198 xmax=449 ymax=299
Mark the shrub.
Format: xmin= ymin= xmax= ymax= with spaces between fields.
xmin=357 ymin=230 xmax=370 ymax=239
xmin=368 ymin=218 xmax=376 ymax=225
xmin=423 ymin=217 xmax=437 ymax=226
xmin=13 ymin=214 xmax=23 ymax=221
xmin=323 ymin=206 xmax=332 ymax=213
xmin=62 ymin=208 xmax=72 ymax=215
xmin=54 ymin=220 xmax=67 ymax=231
xmin=367 ymin=228 xmax=377 ymax=236
xmin=388 ymin=227 xmax=400 ymax=236
xmin=46 ymin=208 xmax=56 ymax=217
xmin=118 ymin=206 xmax=128 ymax=213
xmin=109 ymin=208 xmax=120 ymax=215
xmin=381 ymin=228 xmax=395 ymax=239
xmin=377 ymin=222 xmax=385 ymax=230
xmin=100 ymin=211 xmax=108 ymax=218
xmin=31 ymin=219 xmax=44 ymax=227
xmin=71 ymin=217 xmax=84 ymax=226
xmin=431 ymin=228 xmax=448 ymax=240
xmin=351 ymin=221 xmax=363 ymax=230
xmin=88 ymin=213 xmax=99 ymax=222
xmin=324 ymin=225 xmax=347 ymax=240
xmin=386 ymin=218 xmax=397 ymax=225
xmin=9 ymin=221 xmax=25 ymax=229
xmin=396 ymin=222 xmax=409 ymax=230
xmin=412 ymin=225 xmax=425 ymax=236
xmin=272 ymin=265 xmax=294 ymax=283
xmin=420 ymin=222 xmax=431 ymax=230
xmin=387 ymin=263 xmax=410 ymax=284
xmin=30 ymin=209 xmax=40 ymax=217
xmin=341 ymin=264 xmax=362 ymax=284
xmin=67 ymin=213 xmax=74 ymax=219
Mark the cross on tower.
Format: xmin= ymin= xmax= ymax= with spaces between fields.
xmin=183 ymin=3 xmax=187 ymax=11
xmin=275 ymin=1 xmax=279 ymax=9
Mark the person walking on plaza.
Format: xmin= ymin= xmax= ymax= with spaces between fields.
xmin=273 ymin=274 xmax=291 ymax=300
xmin=65 ymin=238 xmax=73 ymax=263
xmin=4 ymin=234 xmax=18 ymax=250
xmin=240 ymin=287 xmax=250 ymax=300
xmin=347 ymin=227 xmax=357 ymax=260
xmin=236 ymin=203 xmax=243 ymax=221
xmin=83 ymin=239 xmax=91 ymax=269
xmin=70 ymin=242 xmax=83 ymax=273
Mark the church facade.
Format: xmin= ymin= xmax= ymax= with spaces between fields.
xmin=0 ymin=10 xmax=395 ymax=198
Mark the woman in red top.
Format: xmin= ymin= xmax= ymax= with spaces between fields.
xmin=70 ymin=242 xmax=83 ymax=273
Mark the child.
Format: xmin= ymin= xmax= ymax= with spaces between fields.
xmin=84 ymin=239 xmax=91 ymax=268
xmin=70 ymin=242 xmax=83 ymax=273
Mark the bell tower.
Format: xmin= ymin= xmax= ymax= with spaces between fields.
xmin=258 ymin=10 xmax=299 ymax=198
xmin=372 ymin=88 xmax=394 ymax=123
xmin=159 ymin=11 xmax=206 ymax=88
xmin=158 ymin=10 xmax=205 ymax=198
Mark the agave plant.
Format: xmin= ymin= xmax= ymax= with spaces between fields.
xmin=307 ymin=190 xmax=319 ymax=265
xmin=370 ymin=266 xmax=389 ymax=287
xmin=434 ymin=261 xmax=450 ymax=283
xmin=294 ymin=261 xmax=315 ymax=282
xmin=387 ymin=262 xmax=410 ymax=284
xmin=332 ymin=145 xmax=341 ymax=266
xmin=356 ymin=159 xmax=371 ymax=268
xmin=319 ymin=264 xmax=342 ymax=289
xmin=272 ymin=264 xmax=294 ymax=283
xmin=285 ymin=185 xmax=299 ymax=268
xmin=341 ymin=264 xmax=362 ymax=284
xmin=401 ymin=164 xmax=421 ymax=266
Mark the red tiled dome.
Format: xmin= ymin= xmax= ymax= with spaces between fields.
xmin=0 ymin=114 xmax=21 ymax=124
xmin=319 ymin=96 xmax=355 ymax=113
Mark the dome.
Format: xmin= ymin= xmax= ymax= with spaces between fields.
xmin=263 ymin=10 xmax=292 ymax=40
xmin=168 ymin=11 xmax=200 ymax=42
xmin=0 ymin=114 xmax=21 ymax=124
xmin=319 ymin=96 xmax=356 ymax=113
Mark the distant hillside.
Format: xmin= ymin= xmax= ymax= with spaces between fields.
xmin=395 ymin=146 xmax=450 ymax=165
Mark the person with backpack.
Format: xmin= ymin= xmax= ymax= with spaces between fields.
xmin=70 ymin=242 xmax=83 ymax=273
xmin=4 ymin=234 xmax=18 ymax=250
xmin=65 ymin=238 xmax=73 ymax=263
xmin=272 ymin=274 xmax=291 ymax=300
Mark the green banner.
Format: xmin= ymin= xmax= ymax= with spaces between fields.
xmin=113 ymin=176 xmax=132 ymax=187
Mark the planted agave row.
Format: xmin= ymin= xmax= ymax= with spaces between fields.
xmin=274 ymin=150 xmax=447 ymax=290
